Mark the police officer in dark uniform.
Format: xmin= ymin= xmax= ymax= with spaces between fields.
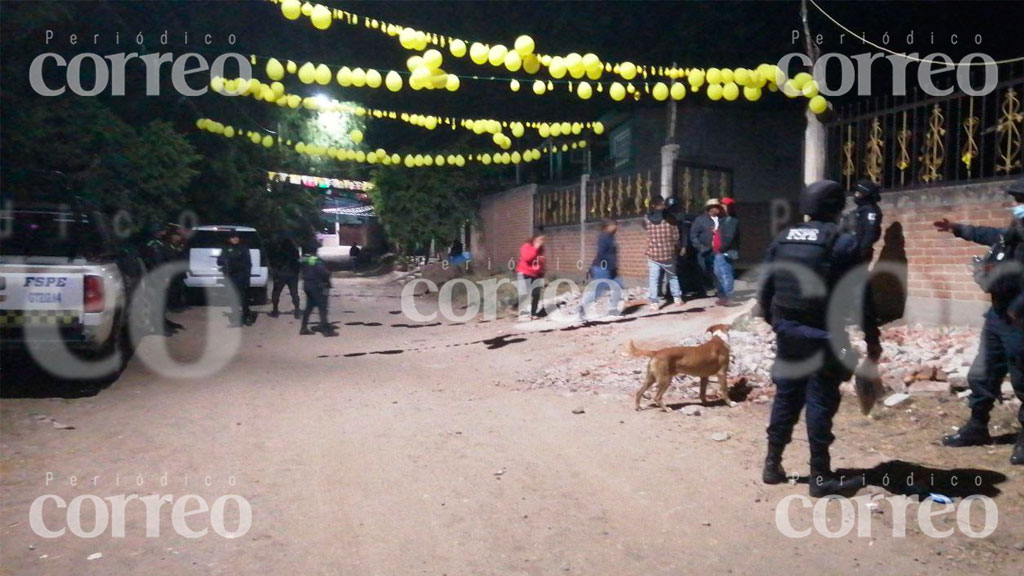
xmin=140 ymin=225 xmax=180 ymax=335
xmin=843 ymin=180 xmax=884 ymax=263
xmin=937 ymin=178 xmax=1024 ymax=465
xmin=269 ymin=237 xmax=302 ymax=319
xmin=758 ymin=180 xmax=882 ymax=497
xmin=299 ymin=250 xmax=336 ymax=336
xmin=217 ymin=232 xmax=252 ymax=327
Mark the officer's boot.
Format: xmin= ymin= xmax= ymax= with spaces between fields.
xmin=942 ymin=409 xmax=991 ymax=447
xmin=762 ymin=444 xmax=787 ymax=485
xmin=808 ymin=454 xmax=849 ymax=498
xmin=1011 ymin=431 xmax=1024 ymax=465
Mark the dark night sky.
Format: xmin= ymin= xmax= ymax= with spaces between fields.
xmin=2 ymin=0 xmax=1021 ymax=153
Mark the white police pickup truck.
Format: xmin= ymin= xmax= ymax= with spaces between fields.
xmin=0 ymin=205 xmax=144 ymax=379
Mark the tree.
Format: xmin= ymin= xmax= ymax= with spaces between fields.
xmin=368 ymin=167 xmax=478 ymax=256
xmin=2 ymin=98 xmax=198 ymax=228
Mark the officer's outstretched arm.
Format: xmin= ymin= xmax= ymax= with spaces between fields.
xmin=952 ymin=223 xmax=1006 ymax=246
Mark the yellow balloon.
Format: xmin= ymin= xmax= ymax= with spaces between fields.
xmin=287 ymin=94 xmax=301 ymax=108
xmin=435 ymin=155 xmax=445 ymax=166
xmin=385 ymin=70 xmax=403 ymax=92
xmin=576 ymin=81 xmax=593 ymax=100
xmin=391 ymin=154 xmax=401 ymax=164
xmin=366 ymin=152 xmax=378 ymax=164
xmin=481 ymin=154 xmax=492 ymax=165
xmin=670 ymin=82 xmax=687 ymax=100
xmin=510 ymin=79 xmax=520 ymax=92
xmin=469 ymin=42 xmax=488 ymax=65
xmin=266 ymin=58 xmax=284 ymax=81
xmin=538 ymin=123 xmax=550 ymax=137
xmin=406 ymin=55 xmax=424 ymax=72
xmin=262 ymin=135 xmax=274 ymax=148
xmin=782 ymin=80 xmax=801 ymax=98
xmin=350 ymin=129 xmax=363 ymax=144
xmin=609 ymin=82 xmax=626 ymax=101
xmin=743 ymin=86 xmax=762 ymax=101
xmin=652 ymin=82 xmax=669 ymax=101
xmin=793 ymin=72 xmax=813 ymax=90
xmin=423 ymin=49 xmax=443 ymax=69
xmin=511 ymin=123 xmax=525 ymax=137
xmin=706 ymin=67 xmax=721 ymax=84
xmin=802 ymin=81 xmax=819 ymax=98
xmin=297 ymin=62 xmax=316 ymax=84
xmin=492 ymin=132 xmax=504 ymax=146
xmin=210 ymin=76 xmax=225 ymax=93
xmin=504 ymin=51 xmax=522 ymax=72
xmin=592 ymin=122 xmax=604 ymax=135
xmin=809 ymin=95 xmax=828 ymax=114
xmin=532 ymin=80 xmax=546 ymax=95
xmin=310 ymin=4 xmax=331 ymax=30
xmin=723 ymin=82 xmax=739 ymax=101
xmin=488 ymin=44 xmax=508 ymax=67
xmin=281 ymin=0 xmax=301 ymax=20
xmin=721 ymin=68 xmax=734 ymax=84
xmin=619 ymin=61 xmax=637 ymax=80
xmin=350 ymin=67 xmax=366 ymax=87
xmin=548 ymin=56 xmax=567 ymax=79
xmin=423 ymin=155 xmax=434 ymax=166
xmin=566 ymin=53 xmax=585 ymax=79
xmin=688 ymin=69 xmax=705 ymax=88
xmin=445 ymin=74 xmax=460 ymax=91
xmin=365 ymin=69 xmax=382 ymax=88
xmin=300 ymin=2 xmax=313 ymax=17
xmin=550 ymin=123 xmax=562 ymax=137
xmin=734 ymin=68 xmax=751 ymax=86
xmin=399 ymin=28 xmax=418 ymax=50
xmin=450 ymin=39 xmax=467 ymax=58
xmin=196 ymin=118 xmax=207 ymax=130
xmin=286 ymin=60 xmax=297 ymax=74
xmin=514 ymin=35 xmax=535 ymax=56
xmin=404 ymin=155 xmax=415 ymax=168
xmin=511 ymin=151 xmax=522 ymax=164
xmin=270 ymin=81 xmax=285 ymax=98
xmin=523 ymin=54 xmax=541 ymax=74
xmin=707 ymin=83 xmax=723 ymax=100
xmin=314 ymin=64 xmax=332 ymax=85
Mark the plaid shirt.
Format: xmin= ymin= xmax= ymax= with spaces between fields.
xmin=645 ymin=219 xmax=678 ymax=262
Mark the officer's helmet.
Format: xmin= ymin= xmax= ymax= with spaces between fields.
xmin=800 ymin=180 xmax=846 ymax=222
xmin=854 ymin=179 xmax=881 ymax=203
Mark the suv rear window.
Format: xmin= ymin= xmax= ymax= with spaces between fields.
xmin=189 ymin=230 xmax=262 ymax=250
xmin=0 ymin=211 xmax=109 ymax=258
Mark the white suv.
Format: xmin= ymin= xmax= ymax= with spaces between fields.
xmin=184 ymin=226 xmax=269 ymax=303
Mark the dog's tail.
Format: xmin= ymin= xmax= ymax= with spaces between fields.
xmin=626 ymin=340 xmax=656 ymax=358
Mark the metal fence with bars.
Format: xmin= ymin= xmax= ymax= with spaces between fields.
xmin=825 ymin=70 xmax=1023 ymax=191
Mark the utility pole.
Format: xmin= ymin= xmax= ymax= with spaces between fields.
xmin=801 ymin=0 xmax=826 ymax=184
xmin=659 ymin=63 xmax=680 ymax=199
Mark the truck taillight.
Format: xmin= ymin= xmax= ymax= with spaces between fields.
xmin=84 ymin=275 xmax=105 ymax=313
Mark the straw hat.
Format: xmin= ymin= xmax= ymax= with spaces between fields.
xmin=704 ymin=198 xmax=721 ymax=209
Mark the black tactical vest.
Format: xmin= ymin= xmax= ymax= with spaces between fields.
xmin=770 ymin=222 xmax=840 ymax=325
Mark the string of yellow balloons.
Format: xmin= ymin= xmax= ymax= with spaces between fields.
xmin=194 ymin=117 xmax=589 ymax=167
xmin=268 ymin=0 xmax=829 ymax=113
xmin=209 ymin=75 xmax=607 ymax=142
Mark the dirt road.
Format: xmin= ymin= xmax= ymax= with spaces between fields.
xmin=2 ymin=275 xmax=1022 ymax=575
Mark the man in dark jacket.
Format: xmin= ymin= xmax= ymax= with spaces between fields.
xmin=217 ymin=232 xmax=252 ymax=327
xmin=579 ymin=219 xmax=623 ymax=320
xmin=300 ymin=252 xmax=336 ymax=336
xmin=270 ymin=237 xmax=302 ymax=319
xmin=937 ymin=178 xmax=1024 ymax=465
xmin=690 ymin=198 xmax=734 ymax=304
xmin=716 ymin=197 xmax=741 ymax=305
xmin=842 ymin=180 xmax=884 ymax=263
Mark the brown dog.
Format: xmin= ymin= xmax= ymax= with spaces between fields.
xmin=628 ymin=324 xmax=731 ymax=412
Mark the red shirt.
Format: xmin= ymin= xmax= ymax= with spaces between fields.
xmin=712 ymin=217 xmax=722 ymax=253
xmin=515 ymin=242 xmax=545 ymax=277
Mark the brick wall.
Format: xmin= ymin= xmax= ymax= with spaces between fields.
xmin=473 ymin=184 xmax=535 ymax=270
xmin=873 ymin=179 xmax=1017 ymax=326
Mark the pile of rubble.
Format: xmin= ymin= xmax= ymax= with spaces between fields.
xmin=518 ymin=319 xmax=981 ymax=400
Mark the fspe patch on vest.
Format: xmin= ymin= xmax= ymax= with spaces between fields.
xmin=786 ymin=228 xmax=820 ymax=241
